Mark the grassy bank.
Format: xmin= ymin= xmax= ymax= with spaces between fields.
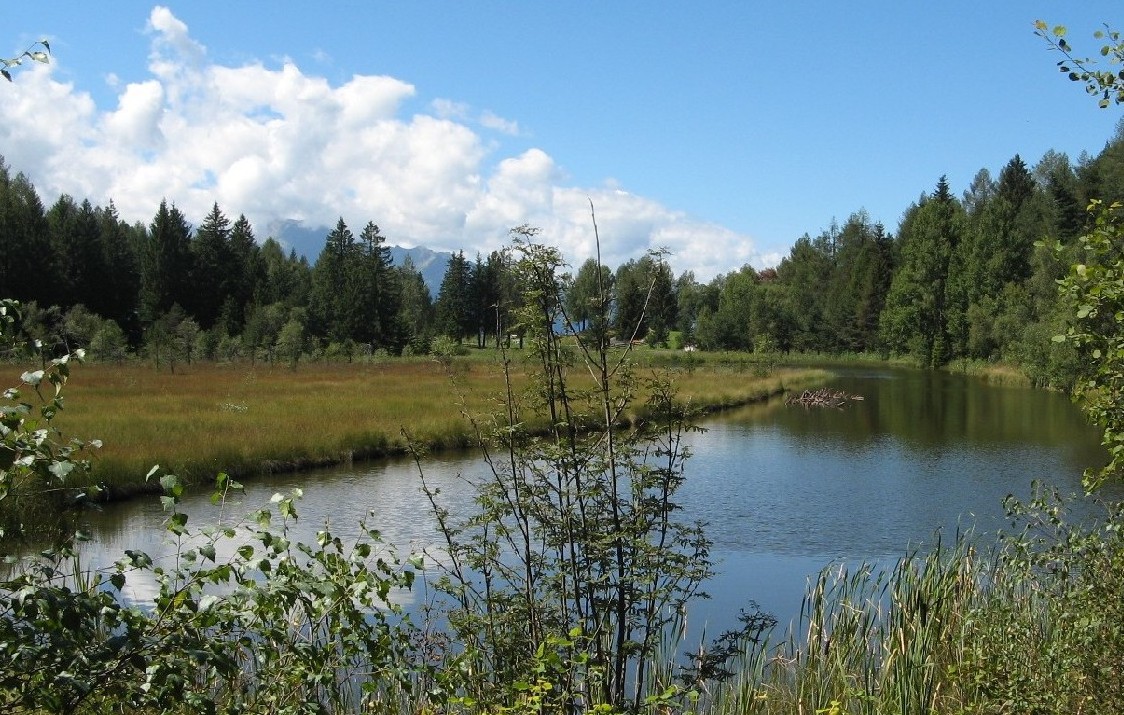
xmin=944 ymin=357 xmax=1034 ymax=387
xmin=33 ymin=353 xmax=825 ymax=496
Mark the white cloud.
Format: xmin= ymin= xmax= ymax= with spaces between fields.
xmin=431 ymin=98 xmax=469 ymax=121
xmin=479 ymin=110 xmax=519 ymax=136
xmin=0 ymin=6 xmax=765 ymax=281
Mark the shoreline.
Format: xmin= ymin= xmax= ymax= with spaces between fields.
xmin=84 ymin=373 xmax=817 ymax=507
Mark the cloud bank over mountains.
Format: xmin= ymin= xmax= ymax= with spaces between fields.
xmin=0 ymin=6 xmax=774 ymax=279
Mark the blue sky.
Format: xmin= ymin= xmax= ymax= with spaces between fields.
xmin=3 ymin=2 xmax=1121 ymax=279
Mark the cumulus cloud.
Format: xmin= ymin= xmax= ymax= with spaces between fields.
xmin=0 ymin=5 xmax=765 ymax=280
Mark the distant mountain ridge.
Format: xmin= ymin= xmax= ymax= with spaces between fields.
xmin=267 ymin=219 xmax=452 ymax=295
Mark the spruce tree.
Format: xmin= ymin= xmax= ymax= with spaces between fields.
xmin=880 ymin=177 xmax=964 ymax=366
xmin=435 ymin=251 xmax=472 ymax=342
xmin=309 ymin=218 xmax=361 ymax=343
xmin=190 ymin=203 xmax=232 ymax=329
xmin=139 ymin=200 xmax=194 ymax=325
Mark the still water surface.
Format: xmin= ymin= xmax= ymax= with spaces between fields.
xmin=72 ymin=366 xmax=1120 ymax=633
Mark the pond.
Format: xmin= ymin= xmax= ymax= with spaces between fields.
xmin=66 ymin=365 xmax=1121 ymax=635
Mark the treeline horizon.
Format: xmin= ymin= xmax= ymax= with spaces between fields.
xmin=3 ymin=121 xmax=1124 ymax=384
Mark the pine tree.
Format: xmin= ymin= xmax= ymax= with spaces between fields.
xmin=357 ymin=221 xmax=398 ymax=349
xmin=775 ymin=234 xmax=833 ymax=351
xmin=880 ymin=177 xmax=964 ymax=366
xmin=309 ymin=218 xmax=361 ymax=343
xmin=394 ymin=256 xmax=433 ymax=352
xmin=139 ymin=200 xmax=194 ymax=324
xmin=94 ymin=201 xmax=141 ymax=340
xmin=435 ymin=251 xmax=473 ymax=342
xmin=612 ymin=256 xmax=674 ymax=343
xmin=222 ymin=214 xmax=262 ymax=335
xmin=0 ymin=167 xmax=54 ymax=306
xmin=189 ymin=203 xmax=232 ymax=329
xmin=823 ymin=211 xmax=894 ymax=353
xmin=468 ymin=251 xmax=508 ymax=348
xmin=567 ymin=257 xmax=614 ymax=336
xmin=47 ymin=195 xmax=106 ymax=311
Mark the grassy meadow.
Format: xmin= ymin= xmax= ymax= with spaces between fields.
xmin=33 ymin=349 xmax=826 ymax=494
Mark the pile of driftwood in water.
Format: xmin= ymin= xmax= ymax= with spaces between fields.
xmin=786 ymin=388 xmax=864 ymax=409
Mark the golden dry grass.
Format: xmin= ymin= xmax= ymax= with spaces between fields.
xmin=23 ymin=354 xmax=825 ymax=490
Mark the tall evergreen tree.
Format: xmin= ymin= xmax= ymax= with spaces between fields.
xmin=567 ymin=257 xmax=614 ymax=335
xmin=139 ymin=199 xmax=194 ymax=324
xmin=1037 ymin=150 xmax=1086 ymax=243
xmin=947 ymin=156 xmax=1047 ymax=359
xmin=0 ymin=166 xmax=54 ymax=306
xmin=822 ymin=212 xmax=894 ymax=353
xmin=93 ymin=201 xmax=141 ymax=341
xmin=221 ymin=214 xmax=262 ymax=335
xmin=357 ymin=221 xmax=398 ymax=349
xmin=880 ymin=177 xmax=964 ymax=366
xmin=394 ymin=255 xmax=433 ymax=352
xmin=962 ymin=168 xmax=996 ymax=217
xmin=775 ymin=233 xmax=833 ymax=351
xmin=189 ymin=203 xmax=232 ymax=329
xmin=435 ymin=251 xmax=473 ymax=342
xmin=612 ymin=255 xmax=674 ymax=342
xmin=46 ymin=195 xmax=106 ymax=311
xmin=309 ymin=218 xmax=361 ymax=343
xmin=256 ymin=238 xmax=299 ymax=307
xmin=467 ymin=251 xmax=509 ymax=348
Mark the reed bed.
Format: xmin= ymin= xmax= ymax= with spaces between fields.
xmin=24 ymin=354 xmax=824 ymax=494
xmin=945 ymin=358 xmax=1033 ymax=387
xmin=689 ymin=497 xmax=1124 ymax=715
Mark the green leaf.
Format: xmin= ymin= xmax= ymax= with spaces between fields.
xmin=279 ymin=498 xmax=297 ymax=519
xmin=48 ymin=460 xmax=75 ymax=480
xmin=167 ymin=512 xmax=188 ymax=535
xmin=125 ymin=549 xmax=152 ymax=568
xmin=159 ymin=473 xmax=183 ymax=498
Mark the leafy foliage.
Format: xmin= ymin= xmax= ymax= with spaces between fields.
xmin=0 ymin=39 xmax=49 ymax=83
xmin=1050 ymin=199 xmax=1124 ymax=490
xmin=0 ymin=299 xmax=98 ymax=538
xmin=420 ymin=223 xmax=715 ymax=712
xmin=1036 ymin=20 xmax=1124 ymax=108
xmin=0 ymin=473 xmax=424 ymax=714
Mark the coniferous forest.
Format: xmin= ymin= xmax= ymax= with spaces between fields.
xmin=3 ymin=124 xmax=1124 ymax=387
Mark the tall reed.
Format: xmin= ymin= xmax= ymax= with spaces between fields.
xmin=688 ymin=489 xmax=1124 ymax=715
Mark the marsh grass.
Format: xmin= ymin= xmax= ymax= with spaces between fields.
xmin=19 ymin=355 xmax=824 ymax=494
xmin=686 ymin=490 xmax=1124 ymax=715
xmin=945 ymin=358 xmax=1033 ymax=387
